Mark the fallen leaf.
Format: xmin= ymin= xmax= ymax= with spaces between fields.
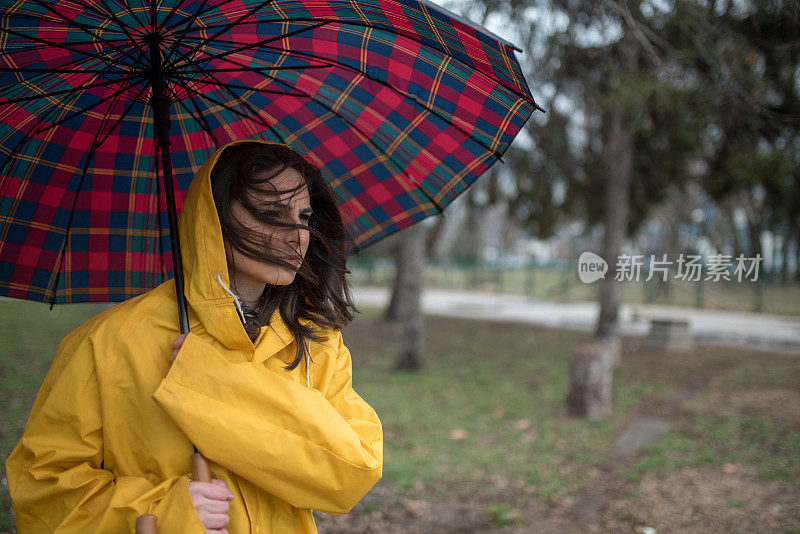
xmin=449 ymin=429 xmax=469 ymax=440
xmin=514 ymin=418 xmax=531 ymax=430
xmin=723 ymin=463 xmax=736 ymax=474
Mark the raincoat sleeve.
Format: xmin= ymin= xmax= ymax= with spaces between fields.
xmin=152 ymin=330 xmax=383 ymax=514
xmin=5 ymin=330 xmax=206 ymax=533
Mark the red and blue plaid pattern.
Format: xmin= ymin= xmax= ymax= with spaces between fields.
xmin=0 ymin=0 xmax=539 ymax=303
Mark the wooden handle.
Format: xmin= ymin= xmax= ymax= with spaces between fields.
xmin=135 ymin=514 xmax=157 ymax=534
xmin=191 ymin=452 xmax=211 ymax=482
xmin=134 ymin=453 xmax=209 ymax=529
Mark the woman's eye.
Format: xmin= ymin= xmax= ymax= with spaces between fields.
xmin=299 ymin=213 xmax=312 ymax=222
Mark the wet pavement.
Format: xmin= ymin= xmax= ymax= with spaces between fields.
xmin=352 ymin=286 xmax=800 ymax=355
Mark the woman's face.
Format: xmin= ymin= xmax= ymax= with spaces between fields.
xmin=224 ymin=167 xmax=312 ymax=299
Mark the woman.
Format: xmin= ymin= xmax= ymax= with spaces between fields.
xmin=6 ymin=140 xmax=383 ymax=533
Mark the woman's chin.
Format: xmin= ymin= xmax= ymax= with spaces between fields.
xmin=265 ymin=267 xmax=298 ymax=286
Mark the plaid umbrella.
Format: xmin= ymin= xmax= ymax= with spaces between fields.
xmin=0 ymin=0 xmax=540 ymax=317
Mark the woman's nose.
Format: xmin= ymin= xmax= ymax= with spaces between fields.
xmin=282 ymin=217 xmax=308 ymax=246
xmin=296 ymin=224 xmax=310 ymax=247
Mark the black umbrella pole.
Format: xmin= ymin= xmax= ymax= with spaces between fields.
xmin=151 ymin=96 xmax=190 ymax=335
xmin=137 ymin=37 xmax=211 ymax=534
xmin=148 ymin=34 xmax=189 ymax=336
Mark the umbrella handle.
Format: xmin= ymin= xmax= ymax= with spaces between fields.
xmin=135 ymin=514 xmax=157 ymax=534
xmin=191 ymin=452 xmax=212 ymax=482
xmin=133 ymin=453 xmax=211 ymax=531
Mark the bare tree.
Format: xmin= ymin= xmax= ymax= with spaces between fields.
xmin=596 ymin=32 xmax=638 ymax=338
xmin=389 ymin=222 xmax=428 ymax=370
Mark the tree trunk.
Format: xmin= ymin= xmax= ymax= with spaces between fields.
xmin=391 ymin=223 xmax=427 ymax=370
xmin=793 ymin=220 xmax=800 ymax=282
xmin=396 ymin=302 xmax=424 ymax=370
xmin=746 ymin=218 xmax=764 ymax=275
xmin=386 ymin=223 xmax=428 ymax=321
xmin=384 ymin=241 xmax=408 ymax=321
xmin=425 ymin=215 xmax=447 ymax=259
xmin=565 ymin=342 xmax=617 ymax=420
xmin=595 ymin=36 xmax=636 ymax=340
xmin=780 ymin=228 xmax=792 ymax=283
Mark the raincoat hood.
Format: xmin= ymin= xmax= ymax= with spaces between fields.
xmin=177 ymin=139 xmax=292 ymax=354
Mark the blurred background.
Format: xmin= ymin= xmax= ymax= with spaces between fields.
xmin=2 ymin=0 xmax=799 ymax=533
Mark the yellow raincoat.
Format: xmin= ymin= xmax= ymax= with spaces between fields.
xmin=6 ymin=140 xmax=383 ymax=533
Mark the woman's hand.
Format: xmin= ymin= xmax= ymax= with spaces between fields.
xmin=171 ymin=334 xmax=188 ymax=361
xmin=189 ymin=479 xmax=234 ymax=533
xmin=174 ymin=337 xmax=233 ymax=532
xmin=173 ymin=335 xmax=233 ymax=532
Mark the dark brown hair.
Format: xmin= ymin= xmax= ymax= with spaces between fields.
xmin=211 ymin=142 xmax=356 ymax=370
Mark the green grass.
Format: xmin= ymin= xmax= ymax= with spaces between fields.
xmin=621 ymin=351 xmax=800 ymax=486
xmin=348 ymin=318 xmax=621 ymax=504
xmin=0 ymin=299 xmax=105 ymax=530
xmin=485 ymin=504 xmax=525 ymax=527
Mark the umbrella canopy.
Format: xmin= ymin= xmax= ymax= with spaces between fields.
xmin=0 ymin=0 xmax=539 ymax=306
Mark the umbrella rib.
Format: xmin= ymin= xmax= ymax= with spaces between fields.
xmin=258 ymin=45 xmax=510 ymax=161
xmin=2 ymin=13 xmax=126 ymax=35
xmin=26 ymin=0 xmax=143 ymax=68
xmin=32 ymin=74 xmax=148 ymax=135
xmin=1 ymin=11 xmax=115 ymax=30
xmin=175 ymin=91 xmax=220 ymax=147
xmin=199 ymin=67 xmax=444 ymax=214
xmin=168 ymin=0 xmax=237 ymax=32
xmin=100 ymin=0 xmax=149 ymax=33
xmin=0 ymin=39 xmax=132 ymax=54
xmin=91 ymin=0 xmax=148 ymax=56
xmin=0 ymin=26 xmax=135 ymax=70
xmin=0 ymin=62 xmax=104 ymax=181
xmin=165 ymin=0 xmax=216 ymax=32
xmin=176 ymin=38 xmax=522 ymax=159
xmin=0 ymin=67 xmax=134 ymax=75
xmin=177 ymin=16 xmax=532 ymax=102
xmin=0 ymin=52 xmax=108 ymax=96
xmin=169 ymin=21 xmax=329 ymax=72
xmin=172 ymin=52 xmax=315 ymax=100
xmin=229 ymin=71 xmax=446 ymax=214
xmin=169 ymin=87 xmax=221 ymax=164
xmin=196 ymin=66 xmax=446 ymax=213
xmin=169 ymin=73 xmax=306 ymax=98
xmin=59 ymin=0 xmax=148 ymax=67
xmin=173 ymin=42 xmax=334 ymax=77
xmin=161 ymin=0 xmax=194 ymax=36
xmin=159 ymin=0 xmax=192 ymax=32
xmin=47 ymin=76 xmax=144 ymax=309
xmin=46 ymin=82 xmax=133 ymax=306
xmin=166 ymin=0 xmax=278 ymax=69
xmin=160 ymin=0 xmax=213 ymax=67
xmin=0 ymin=93 xmax=82 ymax=184
xmin=149 ymin=0 xmax=163 ymax=33
xmin=29 ymin=0 xmax=123 ymax=28
xmin=92 ymin=82 xmax=152 ymax=156
xmin=0 ymin=74 xmax=146 ymax=106
xmin=211 ymin=82 xmax=294 ymax=145
xmin=177 ymin=82 xmax=285 ymax=142
xmin=177 ymin=64 xmax=331 ymax=75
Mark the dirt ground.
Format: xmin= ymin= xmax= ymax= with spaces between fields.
xmin=316 ymin=340 xmax=800 ymax=534
xmin=315 ymin=462 xmax=800 ymax=534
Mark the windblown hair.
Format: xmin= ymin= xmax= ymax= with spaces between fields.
xmin=210 ymin=142 xmax=356 ymax=370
